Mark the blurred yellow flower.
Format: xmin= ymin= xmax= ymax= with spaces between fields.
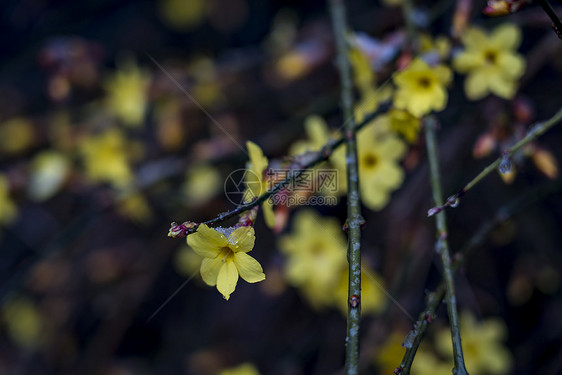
xmin=436 ymin=311 xmax=512 ymax=375
xmin=289 ymin=115 xmax=330 ymax=156
xmin=393 ymin=58 xmax=452 ymax=117
xmin=218 ymin=362 xmax=260 ymax=375
xmin=278 ymin=209 xmax=347 ymax=309
xmin=419 ymin=33 xmax=451 ymax=61
xmin=349 ymin=44 xmax=374 ymax=93
xmin=0 ymin=117 xmax=35 ymax=156
xmin=104 ymin=61 xmax=150 ymax=127
xmin=0 ymin=174 xmax=17 ymax=226
xmin=2 ymin=297 xmax=43 ymax=349
xmin=387 ymin=109 xmax=421 ymax=143
xmin=28 ymin=151 xmax=70 ymax=201
xmin=116 ymin=190 xmax=152 ymax=224
xmin=159 ymin=0 xmax=206 ymax=31
xmin=453 ymin=23 xmax=525 ymax=100
xmin=79 ymin=129 xmax=134 ymax=188
xmin=348 ymin=42 xmax=393 ymax=123
xmin=332 ymin=117 xmax=407 ymax=210
xmin=187 ymin=224 xmax=265 ymax=300
xmin=174 ymin=246 xmax=203 ymax=279
xmin=183 ymin=164 xmax=222 ymax=206
xmin=374 ymin=331 xmax=450 ymax=375
xmin=245 ymin=141 xmax=275 ymax=228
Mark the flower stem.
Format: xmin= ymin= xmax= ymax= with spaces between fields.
xmin=427 ymin=106 xmax=562 ymax=217
xmin=329 ymin=0 xmax=363 ymax=374
xmin=424 ymin=116 xmax=468 ymax=375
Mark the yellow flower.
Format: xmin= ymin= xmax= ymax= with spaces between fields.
xmin=348 ymin=42 xmax=393 ymax=123
xmin=79 ymin=129 xmax=134 ymax=188
xmin=245 ymin=141 xmax=275 ymax=228
xmin=187 ymin=224 xmax=265 ymax=300
xmin=183 ymin=164 xmax=222 ymax=206
xmin=393 ymin=58 xmax=452 ymax=117
xmin=332 ymin=117 xmax=407 ymax=210
xmin=278 ymin=209 xmax=347 ymax=309
xmin=453 ymin=23 xmax=525 ymax=100
xmin=0 ymin=117 xmax=35 ymax=156
xmin=2 ymin=297 xmax=43 ymax=349
xmin=387 ymin=109 xmax=421 ymax=143
xmin=104 ymin=61 xmax=150 ymax=127
xmin=349 ymin=44 xmax=374 ymax=93
xmin=0 ymin=174 xmax=17 ymax=226
xmin=159 ymin=0 xmax=205 ymax=31
xmin=419 ymin=33 xmax=451 ymax=61
xmin=374 ymin=331 xmax=450 ymax=375
xmin=436 ymin=311 xmax=512 ymax=374
xmin=218 ymin=362 xmax=260 ymax=375
xmin=289 ymin=115 xmax=330 ymax=156
xmin=116 ymin=190 xmax=152 ymax=224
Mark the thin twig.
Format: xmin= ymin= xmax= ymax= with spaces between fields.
xmin=423 ymin=116 xmax=468 ymax=375
xmin=427 ymin=106 xmax=562 ymax=217
xmin=399 ymin=179 xmax=562 ymax=374
xmin=329 ymin=0 xmax=364 ymax=374
xmin=536 ymin=0 xmax=562 ymax=39
xmin=167 ymin=101 xmax=391 ymax=239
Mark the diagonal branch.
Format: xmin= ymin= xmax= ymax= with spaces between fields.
xmin=428 ymin=106 xmax=562 ymax=217
xmin=167 ymin=102 xmax=391 ymax=239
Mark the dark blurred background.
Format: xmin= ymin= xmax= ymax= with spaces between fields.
xmin=1 ymin=0 xmax=562 ymax=374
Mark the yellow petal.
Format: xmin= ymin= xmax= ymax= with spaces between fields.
xmin=361 ymin=182 xmax=390 ymax=210
xmin=464 ymin=71 xmax=490 ymax=100
xmin=491 ymin=23 xmax=522 ymax=50
xmin=497 ymin=53 xmax=526 ymax=79
xmin=228 ymin=226 xmax=255 ymax=252
xmin=305 ymin=115 xmax=330 ymax=146
xmin=453 ymin=51 xmax=484 ymax=73
xmin=216 ymin=260 xmax=239 ymax=300
xmin=377 ymin=136 xmax=407 ymax=159
xmin=488 ymin=74 xmax=516 ymax=99
xmin=375 ymin=161 xmax=405 ymax=188
xmin=200 ymin=256 xmax=223 ymax=286
xmin=187 ymin=224 xmax=226 ymax=258
xmin=262 ymin=200 xmax=275 ymax=228
xmin=461 ymin=27 xmax=488 ymax=50
xmin=433 ymin=65 xmax=452 ymax=85
xmin=246 ymin=141 xmax=268 ymax=176
xmin=429 ymin=85 xmax=448 ymax=112
xmin=234 ymin=252 xmax=266 ymax=283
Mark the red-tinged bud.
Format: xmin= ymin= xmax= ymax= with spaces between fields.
xmin=532 ymin=147 xmax=559 ymax=179
xmin=236 ymin=206 xmax=258 ymax=228
xmin=473 ymin=132 xmax=497 ymax=159
xmin=273 ymin=204 xmax=290 ymax=234
xmin=483 ymin=0 xmax=510 ymax=16
xmin=396 ymin=51 xmax=413 ymax=71
xmin=483 ymin=0 xmax=529 ymax=16
xmin=168 ymin=221 xmax=197 ymax=238
xmin=512 ymin=97 xmax=534 ymax=123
